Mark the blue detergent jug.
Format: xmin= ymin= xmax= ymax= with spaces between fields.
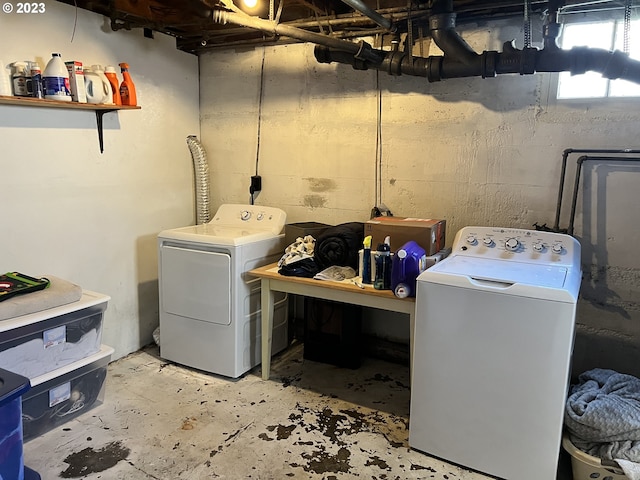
xmin=391 ymin=240 xmax=427 ymax=298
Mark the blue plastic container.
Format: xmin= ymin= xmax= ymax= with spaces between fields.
xmin=0 ymin=368 xmax=31 ymax=480
xmin=0 ymin=368 xmax=40 ymax=479
xmin=391 ymin=240 xmax=427 ymax=298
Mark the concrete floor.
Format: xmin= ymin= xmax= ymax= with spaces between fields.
xmin=23 ymin=342 xmax=574 ymax=479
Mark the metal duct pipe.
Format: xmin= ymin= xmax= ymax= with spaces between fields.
xmin=186 ymin=136 xmax=211 ymax=225
xmin=339 ymin=0 xmax=396 ymax=32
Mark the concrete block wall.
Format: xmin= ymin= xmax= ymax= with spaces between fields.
xmin=200 ymin=20 xmax=640 ymax=379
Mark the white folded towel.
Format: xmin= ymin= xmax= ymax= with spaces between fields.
xmin=616 ymin=459 xmax=640 ymax=480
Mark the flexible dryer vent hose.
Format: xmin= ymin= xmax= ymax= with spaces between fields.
xmin=186 ymin=135 xmax=211 ymax=225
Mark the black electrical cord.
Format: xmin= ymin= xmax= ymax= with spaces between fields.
xmin=251 ymin=45 xmax=266 ymax=205
xmin=375 ymin=70 xmax=383 ymax=210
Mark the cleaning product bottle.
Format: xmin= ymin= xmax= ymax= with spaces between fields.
xmin=362 ymin=235 xmax=372 ymax=284
xmin=28 ymin=61 xmax=43 ymax=99
xmin=104 ymin=65 xmax=122 ymax=105
xmin=374 ymin=236 xmax=392 ymax=290
xmin=10 ymin=61 xmax=29 ymax=96
xmin=91 ymin=65 xmax=114 ymax=104
xmin=391 ymin=240 xmax=427 ymax=298
xmin=43 ymin=53 xmax=71 ymax=101
xmin=118 ymin=62 xmax=137 ymax=106
xmin=84 ymin=66 xmax=111 ymax=104
xmin=0 ymin=60 xmax=11 ymax=96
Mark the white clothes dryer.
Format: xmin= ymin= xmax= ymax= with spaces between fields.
xmin=158 ymin=204 xmax=289 ymax=378
xmin=409 ymin=226 xmax=581 ymax=480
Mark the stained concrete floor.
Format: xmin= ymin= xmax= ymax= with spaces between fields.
xmin=23 ymin=342 xmax=574 ymax=479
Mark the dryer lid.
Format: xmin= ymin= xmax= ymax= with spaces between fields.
xmin=158 ymin=204 xmax=287 ymax=246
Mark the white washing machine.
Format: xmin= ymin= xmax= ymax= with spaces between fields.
xmin=409 ymin=226 xmax=581 ymax=480
xmin=158 ymin=204 xmax=289 ymax=378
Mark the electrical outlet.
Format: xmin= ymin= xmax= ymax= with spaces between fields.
xmin=250 ymin=175 xmax=262 ymax=194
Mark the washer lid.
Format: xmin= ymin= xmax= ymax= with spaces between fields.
xmin=427 ymin=256 xmax=568 ymax=288
xmin=158 ymin=224 xmax=278 ymax=246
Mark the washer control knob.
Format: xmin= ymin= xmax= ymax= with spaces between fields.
xmin=552 ymin=243 xmax=564 ymax=254
xmin=466 ymin=235 xmax=478 ymax=246
xmin=482 ymin=237 xmax=494 ymax=247
xmin=532 ymin=242 xmax=545 ymax=252
xmin=256 ymin=212 xmax=264 ymax=221
xmin=240 ymin=210 xmax=251 ymax=221
xmin=505 ymin=237 xmax=520 ymax=251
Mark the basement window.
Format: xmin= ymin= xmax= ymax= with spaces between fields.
xmin=557 ymin=18 xmax=640 ymax=99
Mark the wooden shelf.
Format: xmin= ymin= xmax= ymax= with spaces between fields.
xmin=0 ymin=95 xmax=140 ymax=111
xmin=0 ymin=95 xmax=141 ymax=153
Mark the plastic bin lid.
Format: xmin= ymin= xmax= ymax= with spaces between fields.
xmin=0 ymin=367 xmax=31 ymax=405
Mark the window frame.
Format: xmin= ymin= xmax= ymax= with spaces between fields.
xmin=553 ymin=9 xmax=640 ymax=102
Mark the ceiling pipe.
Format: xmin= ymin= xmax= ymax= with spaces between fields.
xmin=212 ymin=0 xmax=640 ymax=85
xmin=212 ymin=9 xmax=386 ymax=63
xmin=339 ymin=0 xmax=397 ymax=33
xmin=314 ymin=0 xmax=640 ymax=84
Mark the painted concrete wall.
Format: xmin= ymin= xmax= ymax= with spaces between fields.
xmin=200 ymin=22 xmax=640 ymax=378
xmin=0 ymin=3 xmax=199 ymax=360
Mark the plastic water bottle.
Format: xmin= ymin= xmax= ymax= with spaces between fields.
xmin=43 ymin=53 xmax=71 ymax=101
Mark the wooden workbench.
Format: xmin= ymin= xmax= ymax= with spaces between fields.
xmin=249 ymin=263 xmax=416 ymax=380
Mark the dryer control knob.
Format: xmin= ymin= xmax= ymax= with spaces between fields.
xmin=532 ymin=242 xmax=545 ymax=252
xmin=241 ymin=210 xmax=251 ymax=221
xmin=483 ymin=237 xmax=494 ymax=247
xmin=505 ymin=237 xmax=520 ymax=251
xmin=466 ymin=235 xmax=477 ymax=245
xmin=256 ymin=213 xmax=264 ymax=220
xmin=552 ymin=243 xmax=564 ymax=254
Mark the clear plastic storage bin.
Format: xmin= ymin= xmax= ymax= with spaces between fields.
xmin=22 ymin=344 xmax=113 ymax=441
xmin=0 ymin=291 xmax=108 ymax=378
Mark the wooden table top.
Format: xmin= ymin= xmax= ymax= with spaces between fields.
xmin=249 ymin=263 xmax=415 ymax=302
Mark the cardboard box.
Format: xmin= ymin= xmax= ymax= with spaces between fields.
xmin=65 ymin=61 xmax=86 ymax=103
xmin=365 ymin=217 xmax=446 ymax=255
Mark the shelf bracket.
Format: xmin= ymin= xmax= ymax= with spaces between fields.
xmin=95 ymin=109 xmax=117 ymax=154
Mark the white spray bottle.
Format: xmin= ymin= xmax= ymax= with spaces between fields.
xmin=0 ymin=60 xmax=11 ymax=96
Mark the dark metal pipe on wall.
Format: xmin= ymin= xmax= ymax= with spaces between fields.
xmin=553 ymin=149 xmax=640 ymax=233
xmin=546 ymin=152 xmax=640 ymax=236
xmin=568 ymin=156 xmax=640 ymax=236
